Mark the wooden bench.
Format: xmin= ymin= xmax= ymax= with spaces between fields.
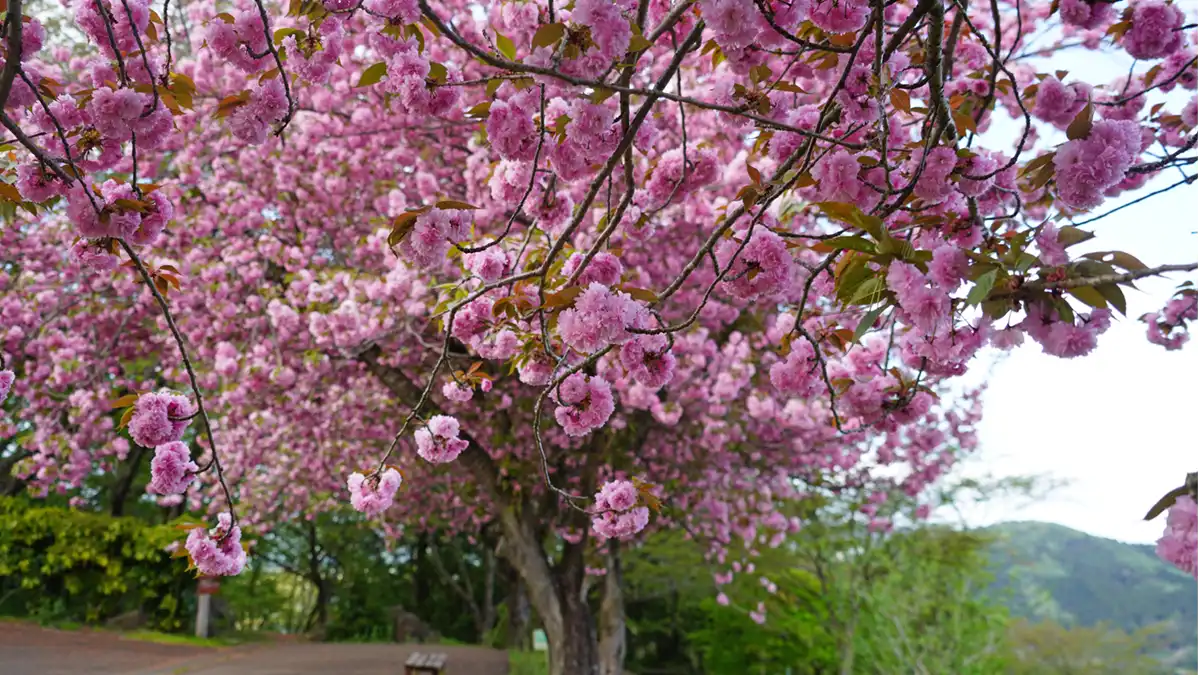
xmin=404 ymin=652 xmax=448 ymax=674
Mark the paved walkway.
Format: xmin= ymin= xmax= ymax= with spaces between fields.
xmin=0 ymin=623 xmax=509 ymax=675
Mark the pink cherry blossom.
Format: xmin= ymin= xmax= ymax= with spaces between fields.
xmin=127 ymin=391 xmax=197 ymax=449
xmin=185 ymin=512 xmax=247 ymax=577
xmin=147 ymin=441 xmax=198 ymax=495
xmin=414 ymin=415 xmax=469 ymax=463
xmin=347 ymin=468 xmax=403 ymax=517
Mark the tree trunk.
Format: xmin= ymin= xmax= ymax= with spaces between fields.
xmin=306 ymin=521 xmax=329 ymax=634
xmin=0 ymin=449 xmax=31 ymax=496
xmin=360 ymin=347 xmax=611 ymax=675
xmin=598 ymin=544 xmax=626 ymax=675
xmin=413 ymin=531 xmax=429 ymax=609
xmin=110 ymin=444 xmax=148 ymax=516
xmin=480 ymin=544 xmax=497 ymax=641
xmin=505 ymin=572 xmax=532 ymax=650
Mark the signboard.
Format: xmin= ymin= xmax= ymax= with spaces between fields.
xmin=197 ymin=577 xmax=220 ymax=595
xmin=532 ymin=629 xmax=548 ymax=652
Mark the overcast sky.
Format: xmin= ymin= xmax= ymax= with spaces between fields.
xmin=942 ymin=34 xmax=1199 ymax=544
xmin=953 ymin=175 xmax=1197 ymax=545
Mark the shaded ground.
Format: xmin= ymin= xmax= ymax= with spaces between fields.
xmin=0 ymin=623 xmax=509 ymax=675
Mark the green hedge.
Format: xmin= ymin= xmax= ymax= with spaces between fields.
xmin=0 ymin=497 xmax=192 ymax=630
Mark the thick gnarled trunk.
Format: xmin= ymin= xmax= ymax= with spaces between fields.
xmin=359 ymin=346 xmax=624 ymax=675
xmin=598 ymin=546 xmax=626 ymax=675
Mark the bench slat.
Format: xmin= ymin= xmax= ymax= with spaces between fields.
xmin=405 ymin=651 xmax=448 ymax=672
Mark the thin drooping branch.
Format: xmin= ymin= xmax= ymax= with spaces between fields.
xmin=1001 ymin=262 xmax=1199 ymax=296
xmin=118 ymin=240 xmax=239 ymax=528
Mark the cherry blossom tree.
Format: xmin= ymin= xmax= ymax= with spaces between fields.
xmin=0 ymin=0 xmax=1196 ymax=672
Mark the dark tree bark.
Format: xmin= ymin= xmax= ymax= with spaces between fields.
xmin=109 ymin=445 xmax=148 ymax=516
xmin=359 ymin=345 xmax=617 ymax=675
xmin=598 ymin=544 xmax=626 ymax=675
xmin=0 ymin=449 xmax=31 ymax=496
xmin=305 ymin=521 xmax=330 ymax=633
xmin=505 ymin=569 xmax=532 ymax=650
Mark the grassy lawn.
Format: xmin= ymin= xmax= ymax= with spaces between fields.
xmin=508 ymin=650 xmax=548 ymax=675
xmin=119 ymin=629 xmax=258 ymax=647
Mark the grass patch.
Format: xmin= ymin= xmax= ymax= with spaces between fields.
xmin=508 ymin=650 xmax=548 ymax=675
xmin=120 ymin=629 xmax=259 ymax=647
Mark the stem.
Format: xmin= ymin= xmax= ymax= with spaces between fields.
xmin=118 ymin=240 xmax=238 ymax=528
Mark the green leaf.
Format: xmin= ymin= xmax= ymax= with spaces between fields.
xmin=531 ymin=23 xmax=566 ymax=49
xmin=1066 ymin=99 xmax=1094 ymax=141
xmin=1095 ymin=283 xmax=1127 ymax=315
xmin=110 ymin=394 xmax=139 ymax=409
xmin=628 ymin=24 xmax=653 ymax=52
xmin=1144 ymin=485 xmax=1190 ymax=521
xmin=435 ymin=200 xmax=479 ymax=210
xmin=849 ymin=276 xmax=887 ymax=306
xmin=820 ymin=236 xmax=877 ymax=254
xmin=1057 ymin=226 xmax=1094 ymax=247
xmin=495 ymin=31 xmax=517 ymax=60
xmin=966 ymin=269 xmax=998 ymax=305
xmin=1050 ymin=296 xmax=1075 ymax=323
xmin=834 ymin=257 xmax=871 ymax=303
xmin=1021 ymin=151 xmax=1056 ymax=177
xmin=1083 ymin=250 xmax=1147 ymax=271
xmin=1067 ymin=285 xmax=1108 ymax=309
xmin=273 ymin=27 xmax=305 ymax=45
xmin=853 ymin=306 xmax=887 ymax=341
xmin=356 ymin=62 xmax=388 ymax=88
xmin=815 ymin=202 xmax=884 ymax=239
xmin=427 ymin=62 xmax=448 ymax=83
xmin=542 ymin=286 xmax=583 ymax=310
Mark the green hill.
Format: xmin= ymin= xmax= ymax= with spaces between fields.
xmin=985 ymin=521 xmax=1197 ymax=670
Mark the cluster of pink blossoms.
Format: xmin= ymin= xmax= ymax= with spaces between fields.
xmin=228 ymin=79 xmax=290 ymax=146
xmin=127 ymin=391 xmax=197 ymax=449
xmin=486 ymin=86 xmax=540 ymax=161
xmin=395 ymin=208 xmax=472 ymax=268
xmin=554 ymin=373 xmax=615 ymax=437
xmin=591 ymin=480 xmax=650 ymax=540
xmin=642 ymin=146 xmax=720 ymax=210
xmin=1054 ymin=119 xmax=1145 ymax=211
xmin=1020 ymin=304 xmax=1112 ymax=358
xmin=570 ymin=0 xmax=633 ymax=66
xmin=1156 ymin=495 xmax=1198 ymax=578
xmin=377 ymin=33 xmax=461 ymax=116
xmin=415 ymin=415 xmax=469 ymax=463
xmin=770 ymin=340 xmax=823 ymax=398
xmin=1059 ymin=0 xmax=1115 ymax=30
xmin=886 ymin=262 xmax=952 ymax=334
xmin=442 ymin=378 xmax=492 ymax=403
xmin=1033 ymin=78 xmax=1091 ymax=128
xmin=65 ymin=180 xmax=174 ymax=247
xmin=184 ymin=512 xmax=247 ymax=577
xmin=147 ymin=441 xmax=198 ymax=495
xmin=282 ymin=19 xmax=344 ymax=85
xmin=557 ymin=283 xmax=641 ymax=354
xmin=347 ymin=468 xmax=403 ymax=517
xmin=619 ymin=333 xmax=677 ymax=390
xmin=0 ymin=370 xmax=14 ymax=404
xmin=716 ymin=227 xmax=793 ymax=300
xmin=1142 ymin=295 xmax=1198 ymax=350
xmin=700 ymin=0 xmax=868 ymax=50
xmin=1122 ymin=0 xmax=1187 ymax=60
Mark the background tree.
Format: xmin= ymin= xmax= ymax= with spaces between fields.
xmin=0 ymin=0 xmax=1196 ymax=673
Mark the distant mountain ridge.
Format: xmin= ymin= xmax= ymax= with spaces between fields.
xmin=984 ymin=521 xmax=1197 ymax=670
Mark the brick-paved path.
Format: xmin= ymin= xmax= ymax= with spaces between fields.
xmin=0 ymin=623 xmax=509 ymax=675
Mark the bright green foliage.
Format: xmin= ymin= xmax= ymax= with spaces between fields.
xmin=851 ymin=528 xmax=1012 ymax=674
xmin=1003 ymin=619 xmax=1169 ymax=675
xmin=0 ymin=497 xmax=192 ymax=630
